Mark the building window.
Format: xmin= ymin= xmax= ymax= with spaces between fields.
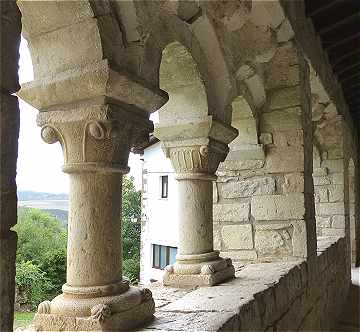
xmin=160 ymin=175 xmax=168 ymax=198
xmin=152 ymin=244 xmax=177 ymax=269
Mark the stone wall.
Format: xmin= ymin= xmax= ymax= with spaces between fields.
xmin=213 ymin=42 xmax=316 ymax=262
xmin=143 ymin=236 xmax=350 ymax=332
xmin=0 ymin=1 xmax=21 ymax=331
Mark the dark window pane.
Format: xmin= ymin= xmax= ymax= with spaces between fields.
xmin=160 ymin=245 xmax=167 ymax=269
xmin=169 ymin=247 xmax=177 ymax=265
xmin=153 ymin=244 xmax=160 ymax=268
xmin=161 ymin=176 xmax=168 ymax=198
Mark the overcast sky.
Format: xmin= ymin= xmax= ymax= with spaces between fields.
xmin=17 ymin=38 xmax=144 ymax=193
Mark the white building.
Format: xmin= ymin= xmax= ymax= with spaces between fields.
xmin=139 ymin=138 xmax=179 ymax=284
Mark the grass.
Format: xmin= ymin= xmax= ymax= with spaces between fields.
xmin=14 ymin=312 xmax=35 ymax=329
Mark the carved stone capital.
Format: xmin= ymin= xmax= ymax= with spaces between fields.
xmin=165 ymin=140 xmax=229 ymax=180
xmin=155 ymin=116 xmax=238 ymax=180
xmin=37 ymin=101 xmax=153 ymax=174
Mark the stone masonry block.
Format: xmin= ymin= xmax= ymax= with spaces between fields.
xmin=314 ymin=187 xmax=328 ymax=202
xmin=272 ymin=130 xmax=303 ymax=147
xmin=260 ymin=107 xmax=302 ymax=132
xmin=316 ymin=216 xmax=331 ymax=228
xmin=313 ymin=176 xmax=331 ymax=186
xmin=321 ymin=159 xmax=344 ymax=173
xmin=265 ymin=147 xmax=304 ymax=173
xmin=315 ymin=203 xmax=345 ymax=216
xmin=331 ymin=215 xmax=345 ymax=229
xmin=269 ymin=86 xmax=301 ymax=110
xmin=252 ymin=194 xmax=305 ymax=221
xmin=221 ymin=177 xmax=275 ymax=199
xmin=213 ymin=203 xmax=250 ymax=222
xmin=313 ymin=167 xmax=328 ymax=177
xmin=282 ymin=173 xmax=304 ymax=193
xmin=221 ymin=224 xmax=254 ymax=250
xmin=327 ymin=185 xmax=344 ymax=203
xmin=255 ymin=227 xmax=292 ymax=256
xmin=292 ymin=220 xmax=307 ymax=257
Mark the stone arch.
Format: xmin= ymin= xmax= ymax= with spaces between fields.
xmin=223 ymin=96 xmax=264 ymax=165
xmin=157 ymin=41 xmax=207 ymax=126
xmin=17 ymin=1 xmax=167 ymax=113
xmin=140 ymin=11 xmax=236 ymax=124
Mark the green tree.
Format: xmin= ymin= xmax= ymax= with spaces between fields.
xmin=15 ymin=208 xmax=67 ymax=266
xmin=15 ymin=208 xmax=67 ymax=307
xmin=122 ymin=176 xmax=142 ymax=282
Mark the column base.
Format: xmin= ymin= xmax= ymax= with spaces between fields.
xmin=163 ymin=253 xmax=235 ymax=288
xmin=33 ymin=286 xmax=155 ymax=331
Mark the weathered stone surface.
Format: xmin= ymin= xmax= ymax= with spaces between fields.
xmin=259 ymin=132 xmax=273 ymax=145
xmin=221 ymin=224 xmax=254 ymax=250
xmin=316 ymin=216 xmax=331 ymax=228
xmin=255 ymin=227 xmax=292 ymax=256
xmin=313 ymin=167 xmax=328 ymax=177
xmin=265 ymin=147 xmax=304 ymax=173
xmin=332 ymin=215 xmax=345 ymax=229
xmin=313 ymin=176 xmax=331 ymax=186
xmin=269 ymin=86 xmax=301 ymax=110
xmin=221 ymin=177 xmax=275 ymax=199
xmin=314 ymin=187 xmax=328 ymax=203
xmin=221 ymin=250 xmax=258 ymax=261
xmin=315 ymin=203 xmax=345 ymax=216
xmin=276 ymin=19 xmax=294 ymax=43
xmin=292 ymin=220 xmax=307 ymax=257
xmin=218 ymin=159 xmax=265 ymax=171
xmin=272 ymin=130 xmax=303 ymax=147
xmin=260 ymin=108 xmax=302 ymax=132
xmin=0 ymin=231 xmax=17 ymax=331
xmin=213 ymin=203 xmax=250 ymax=222
xmin=0 ymin=1 xmax=21 ymax=93
xmin=321 ymin=159 xmax=344 ymax=173
xmin=282 ymin=173 xmax=304 ymax=193
xmin=251 ymin=194 xmax=305 ymax=221
xmin=327 ymin=185 xmax=344 ymax=203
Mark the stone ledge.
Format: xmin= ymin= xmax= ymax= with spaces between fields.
xmin=137 ymin=236 xmax=348 ymax=332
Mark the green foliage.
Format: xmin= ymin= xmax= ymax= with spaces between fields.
xmin=14 ymin=312 xmax=36 ymax=329
xmin=15 ymin=261 xmax=52 ymax=308
xmin=122 ymin=176 xmax=142 ymax=282
xmin=15 ymin=208 xmax=67 ymax=309
xmin=123 ymin=256 xmax=141 ymax=283
xmin=15 ymin=208 xmax=67 ymax=265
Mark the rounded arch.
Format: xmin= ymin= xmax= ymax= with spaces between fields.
xmin=140 ymin=12 xmax=236 ymax=124
xmin=158 ymin=41 xmax=207 ymax=126
xmin=17 ymin=1 xmax=125 ymax=80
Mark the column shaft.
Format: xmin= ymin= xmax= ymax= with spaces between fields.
xmin=67 ymin=172 xmax=122 ymax=287
xmin=178 ymin=179 xmax=213 ymax=255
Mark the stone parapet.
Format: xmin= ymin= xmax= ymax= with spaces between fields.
xmin=137 ymin=236 xmax=350 ymax=332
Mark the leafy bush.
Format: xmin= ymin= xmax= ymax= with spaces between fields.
xmin=123 ymin=256 xmax=140 ymax=284
xmin=15 ymin=261 xmax=52 ymax=309
xmin=15 ymin=208 xmax=67 ymax=309
xmin=122 ymin=176 xmax=142 ymax=282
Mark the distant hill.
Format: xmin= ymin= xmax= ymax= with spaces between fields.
xmin=42 ymin=209 xmax=68 ymax=224
xmin=18 ymin=190 xmax=68 ymax=201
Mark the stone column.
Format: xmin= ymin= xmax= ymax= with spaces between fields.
xmin=0 ymin=1 xmax=21 ymax=330
xmin=156 ymin=118 xmax=237 ymax=287
xmin=32 ymin=102 xmax=155 ymax=331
